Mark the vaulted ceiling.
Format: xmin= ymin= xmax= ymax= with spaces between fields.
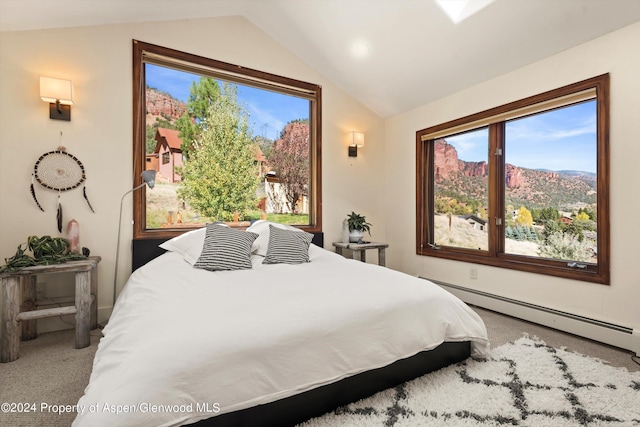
xmin=2 ymin=0 xmax=640 ymax=118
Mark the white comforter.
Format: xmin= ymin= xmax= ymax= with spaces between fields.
xmin=74 ymin=245 xmax=489 ymax=427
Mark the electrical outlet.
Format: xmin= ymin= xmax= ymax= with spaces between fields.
xmin=470 ymin=267 xmax=477 ymax=280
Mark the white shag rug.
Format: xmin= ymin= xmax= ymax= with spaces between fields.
xmin=299 ymin=336 xmax=640 ymax=426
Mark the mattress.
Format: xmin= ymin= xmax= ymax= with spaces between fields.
xmin=74 ymin=243 xmax=489 ymax=426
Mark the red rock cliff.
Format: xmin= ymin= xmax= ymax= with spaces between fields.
xmin=146 ymin=88 xmax=187 ymax=126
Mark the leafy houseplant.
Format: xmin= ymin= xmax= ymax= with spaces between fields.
xmin=347 ymin=211 xmax=372 ymax=243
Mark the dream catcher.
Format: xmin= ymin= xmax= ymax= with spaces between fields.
xmin=31 ymin=145 xmax=95 ymax=232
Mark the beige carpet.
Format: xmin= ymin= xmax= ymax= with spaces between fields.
xmin=0 ymin=307 xmax=637 ymax=427
xmin=0 ymin=329 xmax=102 ymax=427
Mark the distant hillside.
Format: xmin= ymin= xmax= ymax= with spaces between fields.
xmin=555 ymin=170 xmax=597 ymax=188
xmin=146 ymin=87 xmax=186 ymax=126
xmin=434 ymin=139 xmax=596 ymax=210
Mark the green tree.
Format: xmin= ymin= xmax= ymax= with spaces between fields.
xmin=524 ymin=226 xmax=539 ymax=242
xmin=176 ymin=77 xmax=223 ymax=158
xmin=146 ymin=124 xmax=157 ymax=154
xmin=536 ymin=207 xmax=560 ymax=222
xmin=177 ymin=84 xmax=260 ymax=221
xmin=505 ymin=225 xmax=514 ymax=239
xmin=574 ymin=217 xmax=596 ymax=232
xmin=254 ymin=135 xmax=274 ymax=158
xmin=586 ymin=207 xmax=597 ymax=221
xmin=531 ymin=208 xmax=541 ymax=223
xmin=541 ymin=219 xmax=561 ymax=243
xmin=564 ymin=221 xmax=585 ymax=242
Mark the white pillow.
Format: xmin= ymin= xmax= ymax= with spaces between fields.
xmin=160 ymin=223 xmax=260 ymax=265
xmin=246 ymin=220 xmax=304 ymax=256
xmin=159 ymin=227 xmax=207 ymax=265
xmin=159 ymin=223 xmax=262 ymax=265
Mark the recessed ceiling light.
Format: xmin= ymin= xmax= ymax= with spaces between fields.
xmin=435 ymin=0 xmax=495 ymax=24
xmin=351 ymin=41 xmax=370 ymax=59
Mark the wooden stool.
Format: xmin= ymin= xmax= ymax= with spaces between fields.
xmin=0 ymin=256 xmax=100 ymax=363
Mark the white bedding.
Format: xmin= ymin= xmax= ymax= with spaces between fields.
xmin=74 ymin=244 xmax=489 ymax=427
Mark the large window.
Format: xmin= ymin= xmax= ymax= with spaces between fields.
xmin=416 ymin=74 xmax=609 ymax=284
xmin=133 ymin=40 xmax=322 ymax=239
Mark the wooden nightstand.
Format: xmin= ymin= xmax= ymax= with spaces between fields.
xmin=0 ymin=256 xmax=101 ymax=363
xmin=332 ymin=242 xmax=389 ymax=266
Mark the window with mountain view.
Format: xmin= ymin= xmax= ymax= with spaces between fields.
xmin=132 ymin=40 xmax=322 ymax=239
xmin=432 ymin=127 xmax=489 ymax=251
xmin=416 ymin=74 xmax=610 ymax=284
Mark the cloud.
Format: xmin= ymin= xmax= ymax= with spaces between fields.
xmin=445 ymin=106 xmax=597 ymax=172
xmin=243 ymin=99 xmax=285 ymax=140
xmin=446 ymin=128 xmax=488 ymax=161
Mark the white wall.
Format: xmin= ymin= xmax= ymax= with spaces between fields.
xmin=384 ymin=21 xmax=640 ymax=332
xmin=4 ymin=15 xmax=636 ymax=341
xmin=0 ymin=16 xmax=385 ymax=327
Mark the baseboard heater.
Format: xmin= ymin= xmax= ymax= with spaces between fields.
xmin=422 ymin=278 xmax=640 ymax=356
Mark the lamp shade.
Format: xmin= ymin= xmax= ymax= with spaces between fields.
xmin=141 ymin=170 xmax=157 ymax=189
xmin=40 ymin=77 xmax=74 ymax=105
xmin=349 ymin=131 xmax=365 ymax=148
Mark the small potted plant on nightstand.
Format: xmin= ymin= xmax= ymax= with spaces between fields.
xmin=347 ymin=211 xmax=372 ymax=243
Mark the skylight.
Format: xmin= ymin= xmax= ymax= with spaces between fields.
xmin=435 ymin=0 xmax=495 ymax=24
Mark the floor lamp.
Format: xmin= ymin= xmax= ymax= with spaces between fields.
xmin=112 ymin=170 xmax=156 ymax=311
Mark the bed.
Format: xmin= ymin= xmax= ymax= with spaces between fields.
xmin=73 ymin=221 xmax=489 ymax=427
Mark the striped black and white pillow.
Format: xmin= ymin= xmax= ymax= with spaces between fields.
xmin=263 ymin=225 xmax=313 ymax=265
xmin=194 ymin=224 xmax=258 ymax=271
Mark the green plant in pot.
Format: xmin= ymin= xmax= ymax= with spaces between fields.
xmin=347 ymin=211 xmax=372 ymax=243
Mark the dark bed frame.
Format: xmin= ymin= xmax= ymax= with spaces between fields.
xmin=131 ymin=233 xmax=326 ymax=272
xmin=132 ymin=234 xmax=472 ymax=427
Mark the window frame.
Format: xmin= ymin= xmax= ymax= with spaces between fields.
xmin=132 ymin=40 xmax=323 ymax=240
xmin=416 ymin=74 xmax=610 ymax=284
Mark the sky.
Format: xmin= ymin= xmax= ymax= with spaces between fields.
xmin=147 ymin=64 xmax=597 ymax=173
xmin=444 ymin=100 xmax=597 ymax=173
xmin=145 ymin=64 xmax=309 ymax=141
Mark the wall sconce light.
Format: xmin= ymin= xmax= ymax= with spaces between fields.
xmin=40 ymin=76 xmax=73 ymax=121
xmin=348 ymin=131 xmax=365 ymax=157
